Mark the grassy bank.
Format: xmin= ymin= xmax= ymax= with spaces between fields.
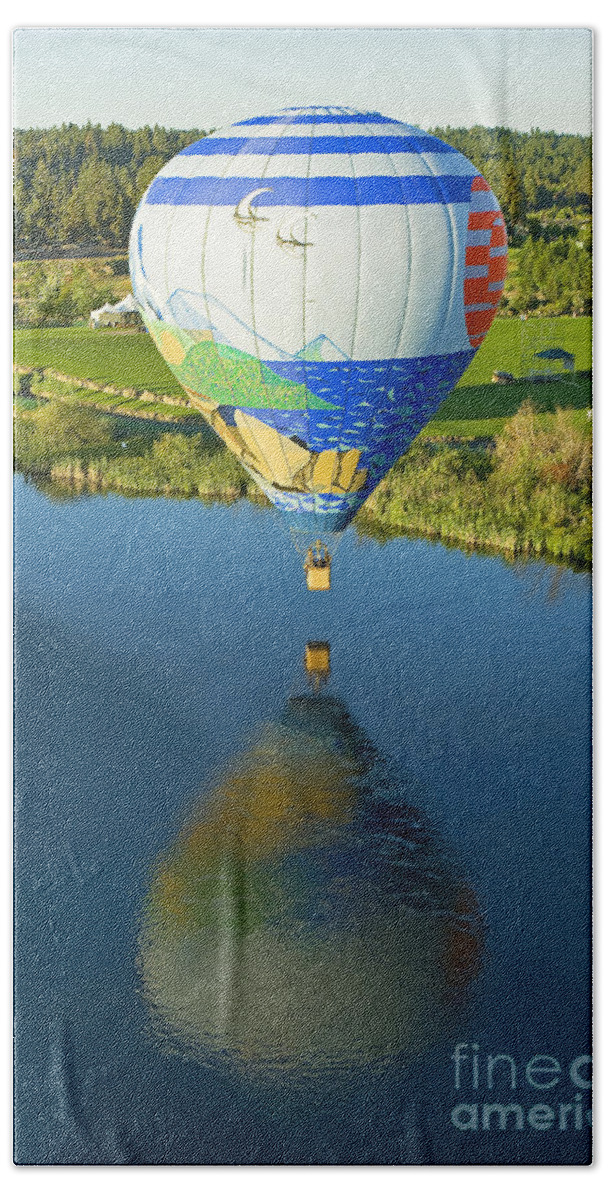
xmin=14 ymin=397 xmax=258 ymax=503
xmin=13 ymin=392 xmax=591 ymax=568
xmin=359 ymin=403 xmax=591 ymax=567
xmin=13 ymin=361 xmax=199 ymax=424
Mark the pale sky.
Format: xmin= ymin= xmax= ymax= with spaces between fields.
xmin=13 ymin=27 xmax=592 ymax=135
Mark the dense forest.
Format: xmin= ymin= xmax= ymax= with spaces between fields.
xmin=14 ymin=122 xmax=592 ymax=317
xmin=428 ymin=125 xmax=591 ymax=225
xmin=14 ymin=124 xmax=211 ymax=250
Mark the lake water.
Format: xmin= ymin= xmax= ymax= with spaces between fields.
xmin=14 ymin=474 xmax=592 ymax=1165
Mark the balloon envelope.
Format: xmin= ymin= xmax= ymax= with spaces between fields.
xmin=130 ymin=106 xmax=507 ymax=532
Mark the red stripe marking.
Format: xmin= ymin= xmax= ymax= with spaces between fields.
xmin=490 ymin=228 xmax=508 ymax=248
xmin=464 ymin=177 xmax=505 ymax=350
xmin=488 ymin=259 xmax=508 ymax=284
xmin=465 ymin=280 xmax=495 ymax=305
xmin=465 ymin=246 xmax=490 ymax=266
xmin=468 ymin=211 xmax=501 ymax=230
xmin=465 ymin=310 xmax=497 ymax=336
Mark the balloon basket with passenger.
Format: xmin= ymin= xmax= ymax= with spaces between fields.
xmin=303 ymin=541 xmax=332 ymax=591
xmin=290 ymin=532 xmax=340 ymax=592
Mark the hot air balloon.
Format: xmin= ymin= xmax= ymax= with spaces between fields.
xmin=129 ymin=106 xmax=507 ymax=588
xmin=138 ymin=647 xmax=483 ymax=1073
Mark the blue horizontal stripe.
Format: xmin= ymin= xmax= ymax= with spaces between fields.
xmin=179 ymin=134 xmax=453 ymax=156
xmin=234 ymin=112 xmax=400 ymax=125
xmin=147 ymin=174 xmax=474 ymax=207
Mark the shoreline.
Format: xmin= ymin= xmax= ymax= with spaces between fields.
xmin=13 ymin=357 xmax=592 ymax=573
xmin=13 ymin=463 xmax=591 ymax=574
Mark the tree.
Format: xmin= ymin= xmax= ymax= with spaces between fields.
xmin=15 ymin=400 xmax=114 ymax=471
xmin=498 ymin=133 xmax=526 ymax=232
xmin=135 ymin=155 xmax=165 ymax=201
xmin=27 ymin=160 xmax=63 ymax=244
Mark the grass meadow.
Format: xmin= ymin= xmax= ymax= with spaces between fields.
xmin=14 ymin=316 xmax=592 ymax=439
xmin=14 ymin=326 xmax=184 ymax=395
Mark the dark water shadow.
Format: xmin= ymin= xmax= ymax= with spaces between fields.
xmin=138 ymin=663 xmax=484 ymax=1080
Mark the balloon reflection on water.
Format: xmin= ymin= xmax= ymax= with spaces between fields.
xmin=138 ymin=657 xmax=482 ymax=1073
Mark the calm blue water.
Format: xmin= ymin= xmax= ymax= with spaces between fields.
xmin=14 ymin=475 xmax=592 ymax=1164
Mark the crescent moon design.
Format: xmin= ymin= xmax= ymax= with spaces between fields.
xmin=276 ymin=212 xmax=315 ymax=251
xmin=234 ymin=187 xmax=272 ymax=227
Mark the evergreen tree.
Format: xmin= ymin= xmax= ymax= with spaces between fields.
xmin=12 ymin=121 xmax=591 ymax=316
xmin=497 ymin=132 xmax=526 ymax=232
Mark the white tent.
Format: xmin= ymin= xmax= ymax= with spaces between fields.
xmin=90 ymin=293 xmax=140 ymax=328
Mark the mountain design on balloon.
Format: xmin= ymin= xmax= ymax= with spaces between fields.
xmin=147 ymin=311 xmax=471 ymax=526
xmin=147 ymin=312 xmax=476 ymax=531
xmin=130 ymin=105 xmax=508 ymax=532
xmin=296 ymin=336 xmax=351 ymax=362
xmin=167 ymin=289 xmax=351 ymax=365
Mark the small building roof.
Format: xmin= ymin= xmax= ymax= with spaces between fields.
xmin=534 ymin=348 xmax=575 ymax=364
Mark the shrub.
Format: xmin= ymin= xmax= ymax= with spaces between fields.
xmin=14 ymin=399 xmax=114 ymax=472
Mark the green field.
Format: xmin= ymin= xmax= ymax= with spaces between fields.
xmin=15 ymin=317 xmax=592 ymax=386
xmin=14 ymin=317 xmax=592 ymax=438
xmin=424 ymin=378 xmax=591 ymax=439
xmin=14 ymin=326 xmax=183 ymax=395
xmin=456 ymin=315 xmax=591 ymax=385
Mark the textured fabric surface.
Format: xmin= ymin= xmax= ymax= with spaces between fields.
xmin=13 ymin=28 xmax=592 ymax=1167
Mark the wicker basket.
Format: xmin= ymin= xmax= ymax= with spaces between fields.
xmin=305 ymin=564 xmax=331 ymax=591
